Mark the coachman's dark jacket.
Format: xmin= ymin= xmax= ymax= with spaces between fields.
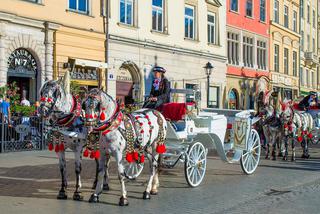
xmin=143 ymin=77 xmax=170 ymax=109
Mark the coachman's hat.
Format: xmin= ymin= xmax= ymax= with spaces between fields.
xmin=153 ymin=66 xmax=166 ymax=73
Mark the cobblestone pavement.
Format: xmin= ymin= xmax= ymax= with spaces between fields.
xmin=0 ymin=145 xmax=320 ymax=214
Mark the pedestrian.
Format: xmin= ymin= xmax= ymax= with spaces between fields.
xmin=21 ymin=96 xmax=30 ymax=106
xmin=143 ymin=66 xmax=170 ymax=109
xmin=0 ymin=96 xmax=11 ymax=126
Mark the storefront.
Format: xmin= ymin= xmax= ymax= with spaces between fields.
xmin=271 ymin=73 xmax=299 ymax=101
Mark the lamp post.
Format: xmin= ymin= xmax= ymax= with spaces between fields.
xmin=204 ymin=62 xmax=214 ymax=108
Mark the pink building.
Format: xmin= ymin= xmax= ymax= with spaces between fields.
xmin=225 ymin=0 xmax=270 ymax=110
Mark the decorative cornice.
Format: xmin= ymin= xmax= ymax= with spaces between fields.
xmin=109 ymin=34 xmax=227 ymax=62
xmin=206 ymin=0 xmax=222 ymax=7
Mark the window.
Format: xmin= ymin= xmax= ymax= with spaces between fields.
xmin=306 ymin=69 xmax=309 ymax=86
xmin=274 ymin=1 xmax=279 ymax=23
xmin=208 ymin=86 xmax=219 ymax=108
xmin=208 ymin=13 xmax=216 ymax=44
xmin=231 ymin=0 xmax=238 ymax=12
xmin=313 ymin=10 xmax=316 ymax=28
xmin=246 ymin=0 xmax=253 ymax=17
xmin=284 ymin=6 xmax=289 ymax=28
xmin=257 ymin=41 xmax=267 ymax=70
xmin=120 ymin=0 xmax=133 ymax=25
xmin=307 ymin=4 xmax=310 ymax=23
xmin=260 ymin=0 xmax=266 ymax=22
xmin=300 ymin=67 xmax=304 ymax=85
xmin=185 ymin=5 xmax=195 ymax=39
xmin=186 ymin=84 xmax=197 ymax=103
xmin=313 ymin=37 xmax=315 ymax=52
xmin=307 ymin=34 xmax=310 ymax=51
xmin=274 ymin=44 xmax=279 ymax=72
xmin=243 ymin=36 xmax=254 ymax=68
xmin=152 ymin=0 xmax=164 ymax=32
xmin=69 ymin=0 xmax=89 ymax=13
xmin=293 ymin=11 xmax=297 ymax=32
xmin=300 ymin=0 xmax=304 ymax=18
xmin=284 ymin=48 xmax=289 ymax=74
xmin=293 ymin=51 xmax=297 ymax=77
xmin=227 ymin=32 xmax=240 ymax=65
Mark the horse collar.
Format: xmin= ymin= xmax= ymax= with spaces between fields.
xmin=93 ymin=104 xmax=123 ymax=135
xmin=56 ymin=96 xmax=81 ymax=127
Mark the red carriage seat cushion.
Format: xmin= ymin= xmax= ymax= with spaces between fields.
xmin=158 ymin=103 xmax=187 ymax=121
xmin=293 ymin=103 xmax=320 ymax=111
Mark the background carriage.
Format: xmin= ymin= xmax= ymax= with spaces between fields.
xmin=124 ymin=89 xmax=261 ymax=187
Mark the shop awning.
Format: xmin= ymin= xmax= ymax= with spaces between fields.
xmin=300 ymin=90 xmax=309 ymax=96
xmin=73 ymin=59 xmax=108 ymax=69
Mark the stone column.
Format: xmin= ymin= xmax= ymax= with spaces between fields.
xmin=0 ymin=22 xmax=7 ymax=87
xmin=44 ymin=22 xmax=59 ymax=82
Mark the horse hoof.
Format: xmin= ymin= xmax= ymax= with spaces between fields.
xmin=301 ymin=154 xmax=310 ymax=159
xmin=282 ymin=156 xmax=287 ymax=161
xmin=57 ymin=191 xmax=68 ymax=200
xmin=143 ymin=191 xmax=151 ymax=200
xmin=291 ymin=157 xmax=296 ymax=162
xmin=150 ymin=190 xmax=158 ymax=195
xmin=119 ymin=196 xmax=129 ymax=206
xmin=73 ymin=192 xmax=83 ymax=201
xmin=272 ymin=156 xmax=276 ymax=161
xmin=103 ymin=184 xmax=110 ymax=191
xmin=265 ymin=156 xmax=269 ymax=160
xmin=88 ymin=194 xmax=99 ymax=203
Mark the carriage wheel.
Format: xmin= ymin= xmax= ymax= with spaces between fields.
xmin=184 ymin=142 xmax=207 ymax=187
xmin=310 ymin=130 xmax=319 ymax=145
xmin=123 ymin=161 xmax=144 ymax=180
xmin=240 ymin=129 xmax=261 ymax=175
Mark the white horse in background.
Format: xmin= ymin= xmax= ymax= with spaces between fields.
xmin=280 ymin=99 xmax=314 ymax=159
xmin=39 ymin=72 xmax=108 ymax=201
xmin=83 ymin=88 xmax=167 ymax=206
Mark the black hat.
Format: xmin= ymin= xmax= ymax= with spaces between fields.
xmin=153 ymin=66 xmax=166 ymax=73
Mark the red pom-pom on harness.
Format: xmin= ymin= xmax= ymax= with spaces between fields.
xmin=95 ymin=150 xmax=101 ymax=159
xmin=90 ymin=151 xmax=96 ymax=159
xmin=59 ymin=143 xmax=65 ymax=152
xmin=48 ymin=143 xmax=53 ymax=151
xmin=83 ymin=149 xmax=89 ymax=157
xmin=54 ymin=144 xmax=60 ymax=153
xmin=126 ymin=152 xmax=134 ymax=163
xmin=297 ymin=136 xmax=303 ymax=143
xmin=284 ymin=124 xmax=288 ymax=129
xmin=156 ymin=144 xmax=166 ymax=154
xmin=140 ymin=154 xmax=145 ymax=163
xmin=100 ymin=112 xmax=106 ymax=121
xmin=308 ymin=133 xmax=313 ymax=139
xmin=133 ymin=151 xmax=139 ymax=161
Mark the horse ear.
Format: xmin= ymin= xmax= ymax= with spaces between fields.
xmin=62 ymin=71 xmax=70 ymax=94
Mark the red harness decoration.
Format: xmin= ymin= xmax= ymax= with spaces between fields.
xmin=56 ymin=96 xmax=81 ymax=127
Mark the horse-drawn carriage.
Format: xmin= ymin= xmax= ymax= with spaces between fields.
xmin=124 ymin=89 xmax=261 ymax=187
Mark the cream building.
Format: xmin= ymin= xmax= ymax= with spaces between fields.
xmin=106 ymin=0 xmax=227 ymax=108
xmin=0 ymin=0 xmax=106 ymax=102
xmin=270 ymin=0 xmax=300 ymax=100
xmin=300 ymin=0 xmax=318 ymax=96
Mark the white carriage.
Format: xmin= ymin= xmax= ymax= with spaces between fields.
xmin=124 ymin=89 xmax=261 ymax=187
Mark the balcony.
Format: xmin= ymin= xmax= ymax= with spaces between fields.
xmin=304 ymin=52 xmax=319 ymax=66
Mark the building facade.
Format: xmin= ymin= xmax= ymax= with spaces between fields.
xmin=226 ymin=0 xmax=270 ymax=110
xmin=106 ymin=0 xmax=227 ymax=108
xmin=269 ymin=0 xmax=300 ymax=100
xmin=0 ymin=0 xmax=106 ymax=102
xmin=299 ymin=0 xmax=319 ymax=96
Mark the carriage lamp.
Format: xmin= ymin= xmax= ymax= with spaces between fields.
xmin=204 ymin=62 xmax=214 ymax=108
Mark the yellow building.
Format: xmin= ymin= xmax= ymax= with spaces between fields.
xmin=0 ymin=0 xmax=107 ymax=102
xmin=300 ymin=0 xmax=318 ymax=96
xmin=270 ymin=0 xmax=300 ymax=100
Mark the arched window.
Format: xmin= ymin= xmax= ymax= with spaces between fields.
xmin=229 ymin=89 xmax=238 ymax=110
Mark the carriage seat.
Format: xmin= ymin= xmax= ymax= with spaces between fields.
xmin=293 ymin=103 xmax=320 ymax=111
xmin=160 ymin=103 xmax=187 ymax=121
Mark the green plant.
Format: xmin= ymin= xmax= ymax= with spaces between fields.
xmin=12 ymin=105 xmax=36 ymax=117
xmin=0 ymin=82 xmax=20 ymax=104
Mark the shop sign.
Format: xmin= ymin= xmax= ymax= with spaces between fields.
xmin=7 ymin=48 xmax=37 ymax=77
xmin=117 ymin=68 xmax=132 ymax=82
xmin=71 ymin=66 xmax=98 ymax=80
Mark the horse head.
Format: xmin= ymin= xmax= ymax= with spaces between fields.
xmin=279 ymin=99 xmax=293 ymax=123
xmin=39 ymin=71 xmax=70 ymax=118
xmin=83 ymin=88 xmax=118 ymax=128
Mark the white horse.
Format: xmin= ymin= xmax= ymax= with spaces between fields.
xmin=83 ymin=88 xmax=167 ymax=206
xmin=39 ymin=72 xmax=108 ymax=201
xmin=280 ymin=100 xmax=314 ymax=159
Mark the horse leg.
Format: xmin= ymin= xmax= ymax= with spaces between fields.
xmin=57 ymin=151 xmax=68 ymax=199
xmin=143 ymin=152 xmax=158 ymax=200
xmin=271 ymin=137 xmax=276 ymax=161
xmin=89 ymin=150 xmax=106 ymax=203
xmin=114 ymin=149 xmax=129 ymax=206
xmin=103 ymin=154 xmax=111 ymax=191
xmin=92 ymin=158 xmax=99 ymax=190
xmin=265 ymin=143 xmax=270 ymax=159
xmin=305 ymin=139 xmax=310 ymax=159
xmin=150 ymin=155 xmax=160 ymax=195
xmin=291 ymin=138 xmax=296 ymax=161
xmin=73 ymin=145 xmax=83 ymax=201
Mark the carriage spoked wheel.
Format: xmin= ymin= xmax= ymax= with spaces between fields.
xmin=184 ymin=142 xmax=207 ymax=187
xmin=240 ymin=129 xmax=261 ymax=175
xmin=123 ymin=160 xmax=144 ymax=180
xmin=310 ymin=130 xmax=319 ymax=145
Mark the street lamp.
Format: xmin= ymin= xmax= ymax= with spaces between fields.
xmin=204 ymin=62 xmax=214 ymax=107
